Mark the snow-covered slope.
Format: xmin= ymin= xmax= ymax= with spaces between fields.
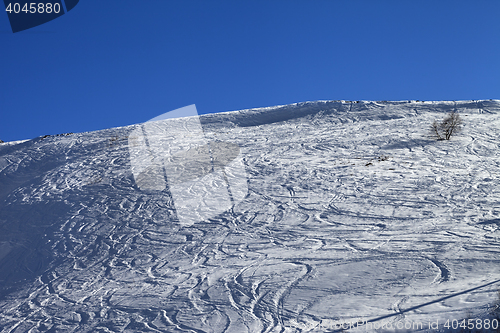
xmin=1 ymin=100 xmax=500 ymax=332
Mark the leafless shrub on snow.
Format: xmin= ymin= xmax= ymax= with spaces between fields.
xmin=431 ymin=111 xmax=463 ymax=140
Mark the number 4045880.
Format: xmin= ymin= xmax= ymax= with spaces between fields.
xmin=5 ymin=3 xmax=61 ymax=14
xmin=444 ymin=318 xmax=499 ymax=330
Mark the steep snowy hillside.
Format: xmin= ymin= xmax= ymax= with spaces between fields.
xmin=1 ymin=100 xmax=500 ymax=332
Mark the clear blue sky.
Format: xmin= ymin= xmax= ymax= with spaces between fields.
xmin=1 ymin=0 xmax=499 ymax=142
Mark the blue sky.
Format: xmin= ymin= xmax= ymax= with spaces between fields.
xmin=1 ymin=0 xmax=499 ymax=142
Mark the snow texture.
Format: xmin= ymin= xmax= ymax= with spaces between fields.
xmin=1 ymin=100 xmax=500 ymax=332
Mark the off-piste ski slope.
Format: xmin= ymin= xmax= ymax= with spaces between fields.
xmin=1 ymin=100 xmax=500 ymax=332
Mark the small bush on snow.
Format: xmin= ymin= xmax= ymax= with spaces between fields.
xmin=431 ymin=111 xmax=463 ymax=140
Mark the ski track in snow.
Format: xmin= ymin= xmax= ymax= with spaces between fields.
xmin=1 ymin=100 xmax=500 ymax=332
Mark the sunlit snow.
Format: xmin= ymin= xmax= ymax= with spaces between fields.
xmin=1 ymin=100 xmax=500 ymax=332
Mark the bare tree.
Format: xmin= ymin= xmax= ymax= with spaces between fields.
xmin=431 ymin=111 xmax=463 ymax=140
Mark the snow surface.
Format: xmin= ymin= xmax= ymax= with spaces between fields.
xmin=1 ymin=100 xmax=500 ymax=332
